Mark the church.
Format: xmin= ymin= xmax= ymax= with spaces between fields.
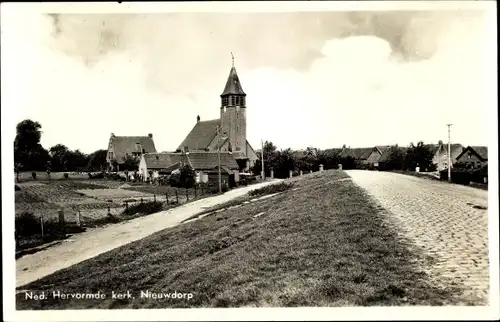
xmin=177 ymin=61 xmax=259 ymax=171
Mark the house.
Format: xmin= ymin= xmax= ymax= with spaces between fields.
xmin=106 ymin=133 xmax=157 ymax=171
xmin=455 ymin=146 xmax=488 ymax=169
xmin=338 ymin=147 xmax=375 ymax=164
xmin=177 ymin=62 xmax=258 ymax=172
xmin=365 ymin=146 xmax=391 ymax=167
xmin=139 ymin=151 xmax=240 ymax=186
xmin=377 ymin=146 xmax=409 ymax=169
xmin=431 ymin=141 xmax=464 ymax=171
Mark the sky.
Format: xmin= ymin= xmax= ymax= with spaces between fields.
xmin=1 ymin=3 xmax=497 ymax=154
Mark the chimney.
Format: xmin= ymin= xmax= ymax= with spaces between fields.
xmin=342 ymin=144 xmax=346 ymax=149
xmin=148 ymin=133 xmax=153 ymax=138
xmin=197 ymin=115 xmax=200 ymax=123
xmin=438 ymin=140 xmax=443 ymax=145
xmin=111 ymin=133 xmax=115 ymax=138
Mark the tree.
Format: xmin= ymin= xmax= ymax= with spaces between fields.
xmin=122 ymin=154 xmax=140 ymax=171
xmin=405 ymin=141 xmax=435 ymax=172
xmin=87 ymin=149 xmax=108 ymax=171
xmin=384 ymin=145 xmax=405 ymax=170
xmin=49 ymin=144 xmax=71 ymax=172
xmin=14 ymin=119 xmax=50 ymax=171
xmin=168 ymin=165 xmax=196 ymax=188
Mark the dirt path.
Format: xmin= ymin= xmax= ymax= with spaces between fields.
xmin=347 ymin=170 xmax=489 ymax=304
xmin=16 ymin=180 xmax=282 ymax=288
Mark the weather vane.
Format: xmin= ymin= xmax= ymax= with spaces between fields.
xmin=231 ymin=52 xmax=234 ymax=67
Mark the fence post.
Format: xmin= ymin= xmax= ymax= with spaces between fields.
xmin=154 ymin=194 xmax=156 ymax=202
xmin=186 ymin=188 xmax=189 ymax=201
xmin=166 ymin=192 xmax=169 ymax=204
xmin=194 ymin=185 xmax=197 ymax=198
xmin=107 ymin=206 xmax=111 ymax=215
xmin=58 ymin=210 xmax=66 ymax=234
xmin=125 ymin=201 xmax=128 ymax=210
xmin=289 ymin=170 xmax=293 ymax=178
xmin=76 ymin=210 xmax=81 ymax=227
xmin=40 ymin=215 xmax=44 ymax=238
xmin=176 ymin=190 xmax=179 ymax=203
xmin=141 ymin=198 xmax=144 ymax=204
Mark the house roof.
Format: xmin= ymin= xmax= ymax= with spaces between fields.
xmin=221 ymin=66 xmax=246 ymax=96
xmin=110 ymin=135 xmax=156 ymax=163
xmin=143 ymin=151 xmax=239 ymax=171
xmin=470 ymin=146 xmax=488 ymax=160
xmin=142 ymin=153 xmax=188 ymax=170
xmin=339 ymin=147 xmax=374 ymax=160
xmin=187 ymin=151 xmax=240 ymax=170
xmin=456 ymin=146 xmax=488 ymax=161
xmin=177 ymin=119 xmax=220 ymax=151
xmin=378 ymin=146 xmax=408 ymax=162
xmin=443 ymin=143 xmax=464 ymax=155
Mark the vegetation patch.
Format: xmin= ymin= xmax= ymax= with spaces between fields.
xmin=248 ymin=181 xmax=295 ymax=197
xmin=122 ymin=201 xmax=164 ymax=217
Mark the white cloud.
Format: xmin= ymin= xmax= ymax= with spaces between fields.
xmin=1 ymin=9 xmax=494 ymax=154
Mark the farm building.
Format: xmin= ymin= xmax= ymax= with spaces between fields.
xmin=455 ymin=146 xmax=488 ymax=169
xmin=139 ymin=151 xmax=240 ymax=186
xmin=177 ymin=62 xmax=258 ymax=171
xmin=364 ymin=146 xmax=391 ymax=166
xmin=338 ymin=147 xmax=375 ymax=164
xmin=106 ymin=133 xmax=157 ymax=171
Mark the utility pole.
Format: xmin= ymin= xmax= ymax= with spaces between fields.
xmin=447 ymin=124 xmax=453 ymax=182
xmin=261 ymin=139 xmax=265 ymax=180
xmin=217 ymin=126 xmax=222 ymax=193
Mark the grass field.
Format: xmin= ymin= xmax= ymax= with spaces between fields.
xmin=16 ymin=170 xmax=462 ymax=309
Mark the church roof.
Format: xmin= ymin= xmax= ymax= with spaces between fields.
xmin=177 ymin=119 xmax=220 ymax=151
xmin=221 ymin=67 xmax=246 ymax=96
xmin=110 ymin=135 xmax=156 ymax=163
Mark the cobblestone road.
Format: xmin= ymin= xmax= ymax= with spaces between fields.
xmin=347 ymin=170 xmax=490 ymax=305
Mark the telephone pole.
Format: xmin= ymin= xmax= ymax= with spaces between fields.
xmin=447 ymin=124 xmax=453 ymax=182
xmin=261 ymin=139 xmax=265 ymax=180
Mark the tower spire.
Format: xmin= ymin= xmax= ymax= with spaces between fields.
xmin=231 ymin=52 xmax=234 ymax=68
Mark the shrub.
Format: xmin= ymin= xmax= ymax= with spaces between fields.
xmin=15 ymin=212 xmax=40 ymax=238
xmin=249 ymin=181 xmax=295 ymax=197
xmin=221 ymin=183 xmax=229 ymax=193
xmin=15 ymin=185 xmax=21 ymax=191
xmin=63 ymin=173 xmax=69 ymax=179
xmin=122 ymin=201 xmax=163 ymax=216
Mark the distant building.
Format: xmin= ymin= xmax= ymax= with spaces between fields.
xmin=455 ymin=146 xmax=488 ymax=169
xmin=338 ymin=147 xmax=375 ymax=164
xmin=177 ymin=62 xmax=258 ymax=171
xmin=139 ymin=151 xmax=240 ymax=186
xmin=432 ymin=141 xmax=464 ymax=171
xmin=106 ymin=133 xmax=157 ymax=171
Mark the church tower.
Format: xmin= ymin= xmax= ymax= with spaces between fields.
xmin=220 ymin=57 xmax=247 ymax=156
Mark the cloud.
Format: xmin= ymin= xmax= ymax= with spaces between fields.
xmin=2 ymin=9 xmax=493 ymax=154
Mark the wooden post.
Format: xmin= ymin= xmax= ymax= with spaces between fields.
xmin=141 ymin=198 xmax=143 ymax=204
xmin=186 ymin=188 xmax=189 ymax=201
xmin=175 ymin=190 xmax=179 ymax=203
xmin=154 ymin=194 xmax=156 ymax=202
xmin=58 ymin=210 xmax=65 ymax=234
xmin=40 ymin=215 xmax=44 ymax=238
xmin=125 ymin=201 xmax=128 ymax=210
xmin=289 ymin=170 xmax=293 ymax=178
xmin=76 ymin=210 xmax=81 ymax=227
xmin=194 ymin=185 xmax=197 ymax=198
xmin=300 ymin=170 xmax=303 ymax=176
xmin=166 ymin=192 xmax=169 ymax=204
xmin=107 ymin=206 xmax=111 ymax=215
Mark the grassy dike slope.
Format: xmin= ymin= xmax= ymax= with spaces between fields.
xmin=16 ymin=170 xmax=460 ymax=309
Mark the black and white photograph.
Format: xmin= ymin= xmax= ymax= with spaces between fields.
xmin=1 ymin=1 xmax=498 ymax=321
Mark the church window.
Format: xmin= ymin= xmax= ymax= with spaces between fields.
xmin=241 ymin=97 xmax=245 ymax=106
xmin=230 ymin=96 xmax=235 ymax=106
